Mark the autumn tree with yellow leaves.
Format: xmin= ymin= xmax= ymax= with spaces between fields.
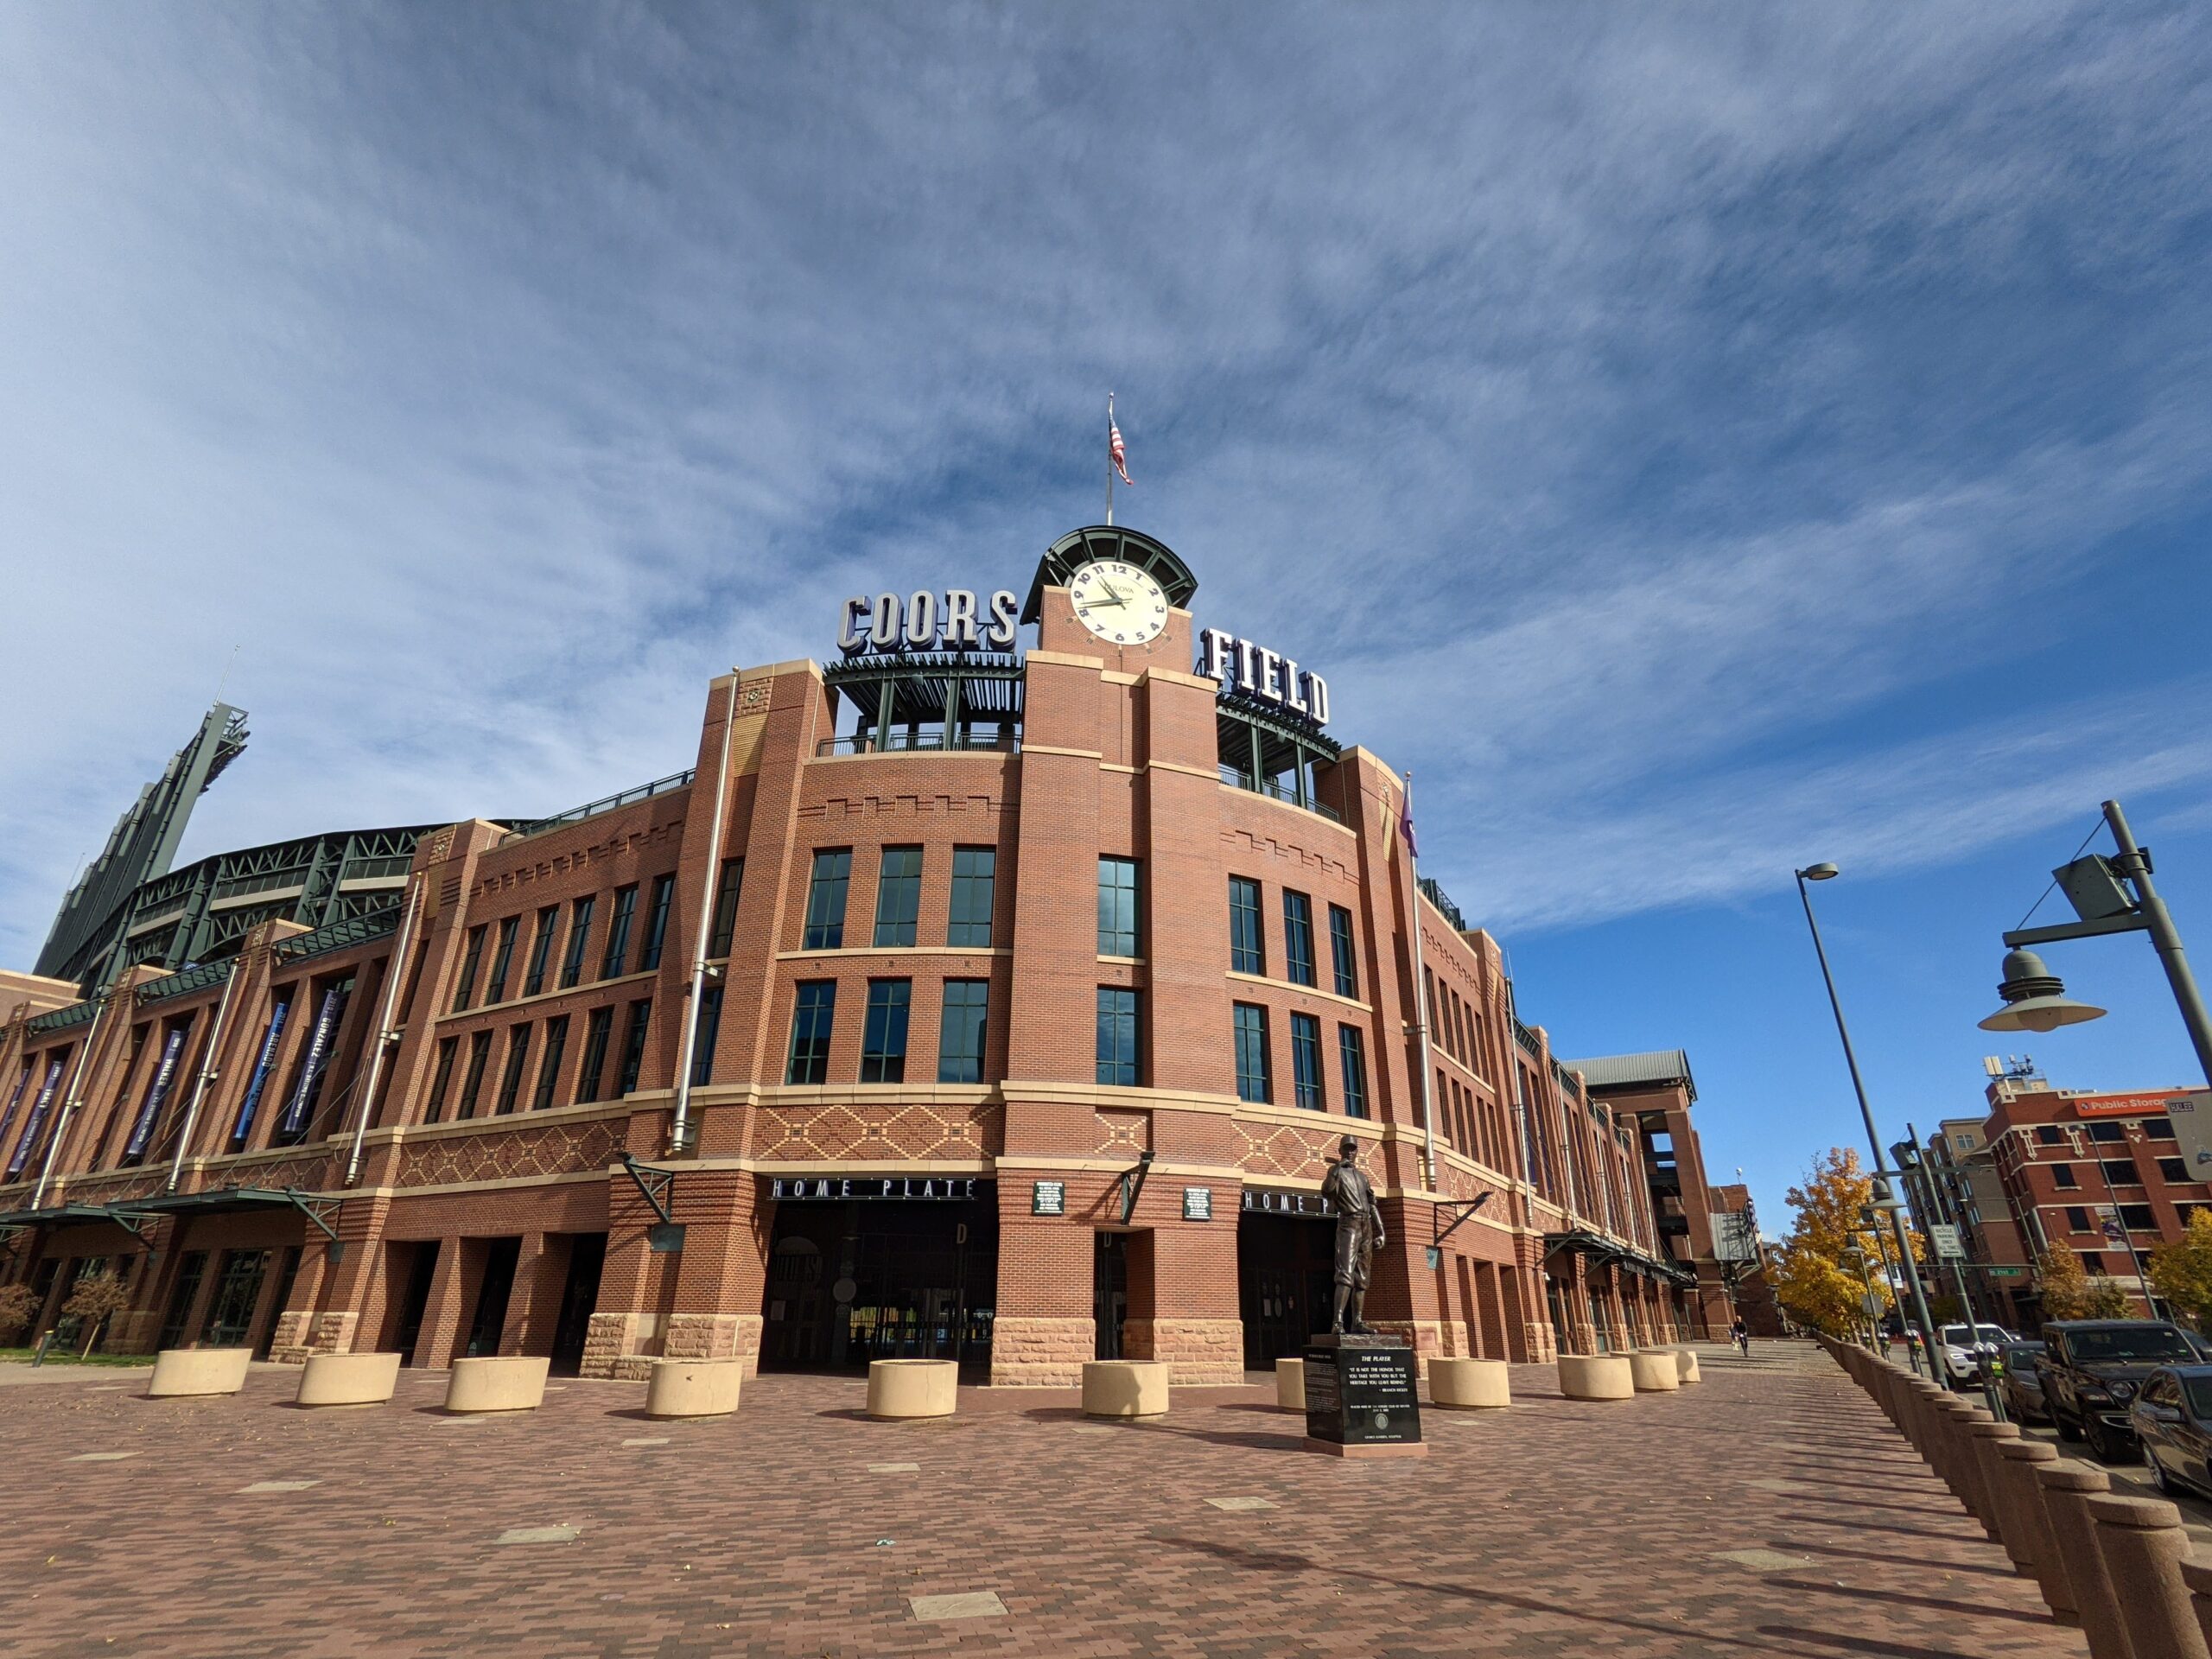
xmin=1774 ymin=1147 xmax=1907 ymax=1338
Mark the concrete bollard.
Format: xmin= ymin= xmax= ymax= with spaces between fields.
xmin=147 ymin=1347 xmax=253 ymax=1398
xmin=2179 ymin=1557 xmax=2212 ymax=1656
xmin=1674 ymin=1348 xmax=1700 ymax=1385
xmin=1081 ymin=1360 xmax=1169 ymax=1419
xmin=1556 ymin=1354 xmax=1635 ymax=1401
xmin=2088 ymin=1493 xmax=2209 ymax=1659
xmin=1628 ymin=1350 xmax=1681 ymax=1393
xmin=645 ymin=1358 xmax=743 ymax=1419
xmin=1900 ymin=1379 xmax=1942 ymax=1458
xmin=866 ymin=1358 xmax=957 ymax=1420
xmin=443 ymin=1355 xmax=550 ymax=1414
xmin=1428 ymin=1357 xmax=1510 ymax=1409
xmin=2037 ymin=1459 xmax=2131 ymax=1659
xmin=1964 ymin=1421 xmax=2024 ymax=1548
xmin=294 ymin=1351 xmax=402 ymax=1407
xmin=1925 ymin=1395 xmax=1972 ymax=1497
xmin=1992 ymin=1440 xmax=2072 ymax=1615
xmin=1275 ymin=1357 xmax=1306 ymax=1410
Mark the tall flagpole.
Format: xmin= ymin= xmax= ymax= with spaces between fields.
xmin=1400 ymin=770 xmax=1439 ymax=1192
xmin=1106 ymin=391 xmax=1116 ymax=525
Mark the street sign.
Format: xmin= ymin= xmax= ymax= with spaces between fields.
xmin=1862 ymin=1291 xmax=1885 ymax=1317
xmin=1989 ymin=1266 xmax=2027 ymax=1279
xmin=1929 ymin=1224 xmax=1964 ymax=1261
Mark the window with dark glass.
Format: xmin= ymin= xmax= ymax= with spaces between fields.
xmin=860 ymin=980 xmax=911 ymax=1082
xmin=786 ymin=982 xmax=836 ymax=1084
xmin=494 ymin=1025 xmax=531 ymax=1114
xmin=938 ymin=980 xmax=989 ymax=1083
xmin=425 ymin=1037 xmax=459 ymax=1124
xmin=708 ymin=859 xmax=744 ymax=957
xmin=2160 ymin=1156 xmax=2190 ymax=1184
xmin=1330 ymin=905 xmax=1357 ymax=999
xmin=2145 ymin=1117 xmax=2178 ymax=1141
xmin=947 ymin=849 xmax=995 ymax=947
xmin=2064 ymin=1205 xmax=2090 ymax=1231
xmin=560 ymin=896 xmax=596 ymax=989
xmin=803 ymin=850 xmax=851 ymax=949
xmin=1290 ymin=1012 xmax=1324 ymax=1109
xmin=485 ymin=916 xmax=519 ymax=1004
xmin=1098 ymin=857 xmax=1140 ymax=957
xmin=2034 ymin=1125 xmax=2063 ymax=1146
xmin=2052 ymin=1164 xmax=2078 ymax=1188
xmin=532 ymin=1015 xmax=569 ymax=1110
xmin=1233 ymin=1003 xmax=1270 ymax=1103
xmin=1229 ymin=877 xmax=1263 ymax=975
xmin=601 ymin=885 xmax=639 ymax=979
xmin=575 ymin=1007 xmax=613 ymax=1104
xmin=616 ymin=999 xmax=652 ymax=1096
xmin=1283 ymin=892 xmax=1316 ymax=988
xmin=2089 ymin=1121 xmax=2126 ymax=1143
xmin=1096 ymin=988 xmax=1140 ymax=1087
xmin=457 ymin=1031 xmax=493 ymax=1120
xmin=872 ymin=849 xmax=922 ymax=948
xmin=639 ymin=874 xmax=676 ymax=971
xmin=690 ymin=986 xmax=723 ymax=1086
xmin=2103 ymin=1158 xmax=2144 ymax=1187
xmin=1339 ymin=1026 xmax=1369 ymax=1118
xmin=522 ymin=906 xmax=558 ymax=996
xmin=453 ymin=925 xmax=487 ymax=1013
xmin=2120 ymin=1204 xmax=2158 ymax=1231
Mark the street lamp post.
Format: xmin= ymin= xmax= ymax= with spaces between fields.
xmin=1859 ymin=1201 xmax=1922 ymax=1376
xmin=1844 ymin=1244 xmax=1880 ymax=1351
xmin=1796 ymin=863 xmax=1947 ymax=1382
xmin=1895 ymin=1132 xmax=2006 ymax=1418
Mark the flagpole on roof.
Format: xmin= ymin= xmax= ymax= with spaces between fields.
xmin=1106 ymin=391 xmax=1116 ymax=525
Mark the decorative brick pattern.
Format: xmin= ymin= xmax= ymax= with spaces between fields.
xmin=753 ymin=1101 xmax=1002 ymax=1162
xmin=1093 ymin=1107 xmax=1147 ymax=1156
xmin=1234 ymin=1120 xmax=1338 ymax=1181
xmin=395 ymin=1120 xmax=622 ymax=1188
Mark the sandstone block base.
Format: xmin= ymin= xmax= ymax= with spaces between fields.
xmin=1430 ymin=1357 xmax=1510 ymax=1409
xmin=645 ymin=1358 xmax=744 ymax=1419
xmin=1082 ymin=1360 xmax=1169 ymax=1418
xmin=147 ymin=1347 xmax=252 ymax=1398
xmin=295 ymin=1351 xmax=401 ymax=1407
xmin=443 ymin=1355 xmax=550 ymax=1414
xmin=1630 ymin=1350 xmax=1681 ymax=1392
xmin=989 ymin=1316 xmax=1092 ymax=1387
xmin=1306 ymin=1439 xmax=1429 ymax=1459
xmin=1275 ymin=1357 xmax=1306 ymax=1410
xmin=1558 ymin=1353 xmax=1635 ymax=1401
xmin=868 ymin=1359 xmax=957 ymax=1419
xmin=1675 ymin=1349 xmax=1701 ymax=1384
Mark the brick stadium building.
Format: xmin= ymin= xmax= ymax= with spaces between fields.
xmin=0 ymin=525 xmax=1726 ymax=1383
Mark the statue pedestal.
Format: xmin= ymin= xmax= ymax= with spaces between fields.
xmin=1301 ymin=1334 xmax=1427 ymax=1459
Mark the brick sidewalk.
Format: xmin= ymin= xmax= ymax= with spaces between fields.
xmin=0 ymin=1341 xmax=2086 ymax=1658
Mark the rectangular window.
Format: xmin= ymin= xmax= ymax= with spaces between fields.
xmin=1233 ymin=1003 xmax=1270 ymax=1103
xmin=601 ymin=885 xmax=639 ymax=980
xmin=786 ymin=982 xmax=836 ymax=1084
xmin=690 ymin=986 xmax=723 ymax=1087
xmin=2159 ymin=1156 xmax=2191 ymax=1184
xmin=708 ymin=859 xmax=744 ymax=958
xmin=938 ymin=980 xmax=989 ymax=1083
xmin=2034 ymin=1125 xmax=2062 ymax=1145
xmin=494 ymin=1025 xmax=532 ymax=1115
xmin=2052 ymin=1164 xmax=2078 ymax=1188
xmin=532 ymin=1015 xmax=569 ymax=1110
xmin=559 ymin=896 xmax=596 ymax=989
xmin=1329 ymin=905 xmax=1357 ymax=999
xmin=2103 ymin=1159 xmax=2144 ymax=1187
xmin=639 ymin=873 xmax=677 ymax=971
xmin=1098 ymin=857 xmax=1140 ymax=957
xmin=1338 ymin=1026 xmax=1369 ymax=1119
xmin=1283 ymin=892 xmax=1316 ymax=988
xmin=873 ymin=848 xmax=923 ymax=948
xmin=2145 ymin=1117 xmax=2178 ymax=1141
xmin=2120 ymin=1204 xmax=2158 ymax=1231
xmin=453 ymin=925 xmax=487 ymax=1013
xmin=803 ymin=850 xmax=852 ymax=949
xmin=2088 ymin=1121 xmax=2126 ymax=1143
xmin=860 ymin=980 xmax=911 ymax=1083
xmin=523 ymin=906 xmax=558 ymax=996
xmin=457 ymin=1031 xmax=493 ymax=1120
xmin=424 ymin=1037 xmax=459 ymax=1125
xmin=2081 ymin=1251 xmax=2103 ymax=1274
xmin=574 ymin=1007 xmax=613 ymax=1104
xmin=616 ymin=1000 xmax=652 ymax=1096
xmin=1290 ymin=1011 xmax=1324 ymax=1109
xmin=947 ymin=848 xmax=996 ymax=947
xmin=1230 ymin=877 xmax=1264 ymax=975
xmin=485 ymin=916 xmax=519 ymax=1004
xmin=1096 ymin=988 xmax=1141 ymax=1087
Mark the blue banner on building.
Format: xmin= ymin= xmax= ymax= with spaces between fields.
xmin=231 ymin=996 xmax=291 ymax=1147
xmin=0 ymin=1062 xmax=30 ymax=1149
xmin=277 ymin=985 xmax=346 ymax=1137
xmin=5 ymin=1058 xmax=67 ymax=1178
xmin=122 ymin=1024 xmax=190 ymax=1162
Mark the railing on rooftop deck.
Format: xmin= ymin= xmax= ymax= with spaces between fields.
xmin=137 ymin=960 xmax=232 ymax=1004
xmin=26 ymin=999 xmax=99 ymax=1033
xmin=1216 ymin=764 xmax=1344 ymax=823
xmin=1514 ymin=1019 xmax=1542 ymax=1058
xmin=816 ymin=731 xmax=1021 ymax=757
xmin=271 ymin=905 xmax=402 ymax=964
xmin=1418 ymin=877 xmax=1465 ymax=929
xmin=502 ymin=770 xmax=695 ymax=842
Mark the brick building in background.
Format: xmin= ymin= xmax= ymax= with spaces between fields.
xmin=0 ymin=524 xmax=1728 ymax=1383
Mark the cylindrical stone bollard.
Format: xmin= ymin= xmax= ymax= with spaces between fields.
xmin=1899 ymin=1379 xmax=1938 ymax=1457
xmin=1929 ymin=1396 xmax=1977 ymax=1504
xmin=1993 ymin=1440 xmax=2073 ymax=1618
xmin=1963 ymin=1420 xmax=2022 ymax=1546
xmin=2179 ymin=1557 xmax=2212 ymax=1656
xmin=2037 ymin=1459 xmax=2131 ymax=1659
xmin=2088 ymin=1493 xmax=2209 ymax=1659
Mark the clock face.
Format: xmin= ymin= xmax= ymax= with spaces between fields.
xmin=1067 ymin=559 xmax=1169 ymax=645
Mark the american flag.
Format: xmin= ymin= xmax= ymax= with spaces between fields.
xmin=1399 ymin=775 xmax=1419 ymax=858
xmin=1109 ymin=418 xmax=1133 ymax=487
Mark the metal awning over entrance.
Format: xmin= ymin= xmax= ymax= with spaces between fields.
xmin=0 ymin=1202 xmax=134 ymax=1236
xmin=0 ymin=1185 xmax=340 ymax=1247
xmin=1544 ymin=1228 xmax=1696 ymax=1288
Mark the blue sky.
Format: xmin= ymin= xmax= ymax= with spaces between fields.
xmin=3 ymin=5 xmax=2209 ymax=1228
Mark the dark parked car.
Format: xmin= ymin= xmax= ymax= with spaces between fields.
xmin=2042 ymin=1319 xmax=2202 ymax=1463
xmin=2129 ymin=1365 xmax=2212 ymax=1499
xmin=1992 ymin=1340 xmax=2048 ymax=1422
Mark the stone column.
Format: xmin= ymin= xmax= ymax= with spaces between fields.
xmin=2035 ymin=1459 xmax=2129 ymax=1659
xmin=1964 ymin=1421 xmax=2024 ymax=1553
xmin=2087 ymin=1492 xmax=2209 ymax=1659
xmin=1991 ymin=1440 xmax=2071 ymax=1620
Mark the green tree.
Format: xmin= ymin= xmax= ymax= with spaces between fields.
xmin=2150 ymin=1211 xmax=2212 ymax=1332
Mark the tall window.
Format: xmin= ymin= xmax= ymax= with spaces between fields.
xmin=1096 ymin=988 xmax=1141 ymax=1086
xmin=639 ymin=873 xmax=676 ymax=971
xmin=574 ymin=1007 xmax=613 ymax=1104
xmin=1233 ymin=1003 xmax=1270 ymax=1103
xmin=494 ymin=1025 xmax=532 ymax=1114
xmin=860 ymin=980 xmax=911 ymax=1082
xmin=803 ymin=850 xmax=852 ymax=949
xmin=938 ymin=980 xmax=989 ymax=1083
xmin=1230 ymin=877 xmax=1264 ymax=975
xmin=523 ymin=906 xmax=558 ymax=996
xmin=872 ymin=848 xmax=922 ymax=947
xmin=947 ymin=849 xmax=995 ymax=947
xmin=1098 ymin=857 xmax=1140 ymax=957
xmin=453 ymin=925 xmax=487 ymax=1013
xmin=786 ymin=982 xmax=836 ymax=1084
xmin=616 ymin=999 xmax=652 ymax=1095
xmin=1338 ymin=1026 xmax=1369 ymax=1118
xmin=425 ymin=1037 xmax=459 ymax=1124
xmin=690 ymin=986 xmax=723 ymax=1086
xmin=560 ymin=896 xmax=596 ymax=989
xmin=1330 ymin=905 xmax=1357 ymax=999
xmin=708 ymin=859 xmax=744 ymax=957
xmin=1283 ymin=891 xmax=1316 ymax=988
xmin=457 ymin=1031 xmax=493 ymax=1120
xmin=532 ymin=1015 xmax=569 ymax=1110
xmin=485 ymin=916 xmax=520 ymax=1004
xmin=601 ymin=885 xmax=639 ymax=979
xmin=1290 ymin=1012 xmax=1324 ymax=1109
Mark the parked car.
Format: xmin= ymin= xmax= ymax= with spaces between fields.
xmin=2129 ymin=1365 xmax=2212 ymax=1498
xmin=1936 ymin=1322 xmax=2017 ymax=1388
xmin=2042 ymin=1319 xmax=2202 ymax=1463
xmin=1992 ymin=1340 xmax=2049 ymax=1422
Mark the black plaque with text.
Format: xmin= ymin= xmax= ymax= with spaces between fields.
xmin=1302 ymin=1335 xmax=1422 ymax=1448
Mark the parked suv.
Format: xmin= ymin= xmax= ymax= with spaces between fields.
xmin=1935 ymin=1323 xmax=2016 ymax=1389
xmin=2041 ymin=1319 xmax=2202 ymax=1463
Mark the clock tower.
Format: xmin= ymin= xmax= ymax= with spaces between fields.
xmin=1022 ymin=524 xmax=1199 ymax=671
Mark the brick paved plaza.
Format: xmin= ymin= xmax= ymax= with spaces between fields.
xmin=2 ymin=1342 xmax=2085 ymax=1659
